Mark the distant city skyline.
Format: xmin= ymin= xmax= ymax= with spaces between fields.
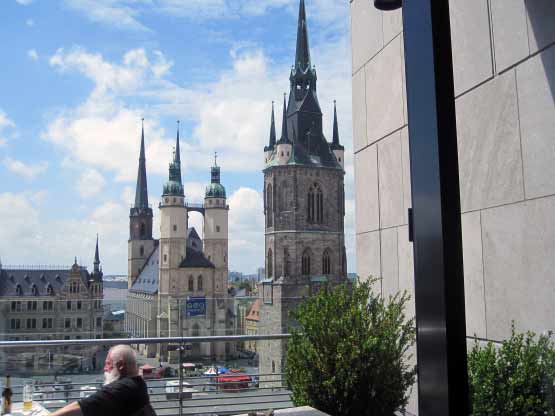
xmin=0 ymin=0 xmax=354 ymax=274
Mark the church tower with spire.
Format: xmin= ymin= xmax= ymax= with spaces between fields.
xmin=128 ymin=120 xmax=155 ymax=289
xmin=260 ymin=0 xmax=347 ymax=382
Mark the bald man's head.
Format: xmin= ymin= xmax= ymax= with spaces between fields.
xmin=104 ymin=345 xmax=138 ymax=384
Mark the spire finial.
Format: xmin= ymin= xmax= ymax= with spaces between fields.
xmin=94 ymin=234 xmax=100 ymax=273
xmin=331 ymin=100 xmax=343 ymax=149
xmin=214 ymin=151 xmax=218 ymax=167
xmin=175 ymin=120 xmax=181 ymax=164
xmin=267 ymin=101 xmax=277 ymax=149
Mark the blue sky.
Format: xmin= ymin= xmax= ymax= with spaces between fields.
xmin=0 ymin=0 xmax=354 ymax=275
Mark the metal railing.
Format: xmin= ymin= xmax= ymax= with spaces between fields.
xmin=0 ymin=334 xmax=292 ymax=416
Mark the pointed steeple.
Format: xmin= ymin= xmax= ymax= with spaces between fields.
xmin=331 ymin=100 xmax=344 ymax=150
xmin=206 ymin=152 xmax=226 ymax=198
xmin=94 ymin=234 xmax=100 ymax=273
xmin=265 ymin=102 xmax=276 ymax=151
xmin=295 ymin=0 xmax=311 ymax=72
xmin=134 ymin=119 xmax=149 ymax=209
xmin=175 ymin=120 xmax=181 ymax=165
xmin=163 ymin=121 xmax=184 ymax=196
xmin=277 ymin=93 xmax=290 ymax=144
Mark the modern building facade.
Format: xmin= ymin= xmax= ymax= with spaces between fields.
xmin=258 ymin=0 xmax=348 ymax=383
xmin=125 ymin=124 xmax=234 ymax=361
xmin=350 ymin=1 xmax=555 ymax=414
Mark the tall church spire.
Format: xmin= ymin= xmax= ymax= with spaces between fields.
xmin=277 ymin=93 xmax=290 ymax=144
xmin=295 ymin=0 xmax=311 ymax=72
xmin=175 ymin=120 xmax=181 ymax=166
xmin=331 ymin=100 xmax=344 ymax=150
xmin=134 ymin=119 xmax=149 ymax=209
xmin=94 ymin=234 xmax=100 ymax=273
xmin=265 ymin=102 xmax=276 ymax=151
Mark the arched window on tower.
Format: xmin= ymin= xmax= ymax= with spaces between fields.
xmin=302 ymin=249 xmax=311 ymax=276
xmin=266 ymin=184 xmax=273 ymax=227
xmin=140 ymin=223 xmax=146 ymax=238
xmin=188 ymin=275 xmax=194 ymax=291
xmin=140 ymin=245 xmax=144 ymax=257
xmin=322 ymin=249 xmax=332 ymax=275
xmin=307 ymin=183 xmax=324 ymax=224
xmin=280 ymin=182 xmax=289 ymax=212
xmin=267 ymin=248 xmax=273 ymax=278
xmin=197 ymin=275 xmax=203 ymax=291
xmin=283 ymin=248 xmax=290 ymax=277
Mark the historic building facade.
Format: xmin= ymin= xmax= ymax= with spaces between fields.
xmin=125 ymin=123 xmax=233 ymax=361
xmin=0 ymin=243 xmax=104 ymax=373
xmin=258 ymin=0 xmax=348 ymax=382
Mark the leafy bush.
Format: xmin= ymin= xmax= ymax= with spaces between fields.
xmin=468 ymin=324 xmax=555 ymax=416
xmin=285 ymin=279 xmax=416 ymax=416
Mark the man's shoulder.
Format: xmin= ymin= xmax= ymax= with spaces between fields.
xmin=105 ymin=376 xmax=146 ymax=394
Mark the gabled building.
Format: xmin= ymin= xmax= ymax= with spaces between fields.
xmin=259 ymin=0 xmax=348 ymax=382
xmin=125 ymin=121 xmax=233 ymax=362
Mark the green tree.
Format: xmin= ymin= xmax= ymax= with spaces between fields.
xmin=468 ymin=324 xmax=555 ymax=416
xmin=285 ymin=279 xmax=416 ymax=416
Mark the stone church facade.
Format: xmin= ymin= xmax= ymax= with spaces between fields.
xmin=125 ymin=123 xmax=233 ymax=362
xmin=258 ymin=0 xmax=348 ymax=383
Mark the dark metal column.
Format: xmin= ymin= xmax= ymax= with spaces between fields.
xmin=402 ymin=1 xmax=469 ymax=414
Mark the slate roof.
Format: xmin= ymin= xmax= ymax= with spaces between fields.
xmin=180 ymin=249 xmax=215 ymax=269
xmin=129 ymin=245 xmax=160 ymax=294
xmin=0 ymin=267 xmax=90 ymax=297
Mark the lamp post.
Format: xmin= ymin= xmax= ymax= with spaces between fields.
xmin=373 ymin=1 xmax=469 ymax=415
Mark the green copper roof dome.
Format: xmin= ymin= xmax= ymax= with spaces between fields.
xmin=205 ymin=155 xmax=226 ymax=198
xmin=205 ymin=182 xmax=226 ymax=198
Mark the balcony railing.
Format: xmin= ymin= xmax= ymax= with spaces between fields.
xmin=0 ymin=334 xmax=292 ymax=416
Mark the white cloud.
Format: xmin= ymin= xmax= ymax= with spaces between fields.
xmin=0 ymin=110 xmax=16 ymax=146
xmin=26 ymin=19 xmax=35 ymax=27
xmin=3 ymin=157 xmax=48 ymax=180
xmin=16 ymin=0 xmax=34 ymax=5
xmin=227 ymin=187 xmax=264 ymax=272
xmin=0 ymin=192 xmax=129 ymax=273
xmin=77 ymin=168 xmax=106 ymax=198
xmin=63 ymin=0 xmax=149 ymax=31
xmin=27 ymin=49 xmax=39 ymax=61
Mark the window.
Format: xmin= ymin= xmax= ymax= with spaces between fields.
xmin=192 ymin=324 xmax=200 ymax=337
xmin=42 ymin=318 xmax=53 ymax=329
xmin=10 ymin=301 xmax=17 ymax=312
xmin=302 ymin=250 xmax=311 ymax=276
xmin=76 ymin=318 xmax=82 ymax=329
xmin=283 ymin=248 xmax=290 ymax=277
xmin=272 ymin=361 xmax=276 ymax=373
xmin=43 ymin=301 xmax=53 ymax=311
xmin=27 ymin=301 xmax=37 ymax=311
xmin=267 ymin=249 xmax=273 ymax=278
xmin=322 ymin=249 xmax=331 ymax=275
xmin=65 ymin=318 xmax=71 ymax=329
xmin=216 ymin=225 xmax=220 ymax=233
xmin=77 ymin=301 xmax=82 ymax=310
xmin=280 ymin=182 xmax=289 ymax=212
xmin=69 ymin=281 xmax=79 ymax=294
xmin=163 ymin=254 xmax=167 ymax=263
xmin=96 ymin=317 xmax=102 ymax=328
xmin=47 ymin=284 xmax=54 ymax=296
xmin=31 ymin=285 xmax=39 ymax=296
xmin=140 ymin=222 xmax=146 ymax=237
xmin=173 ymin=224 xmax=177 ymax=232
xmin=197 ymin=275 xmax=203 ymax=291
xmin=307 ymin=183 xmax=324 ymax=224
xmin=66 ymin=301 xmax=72 ymax=311
xmin=10 ymin=319 xmax=21 ymax=330
xmin=266 ymin=184 xmax=273 ymax=227
xmin=26 ymin=318 xmax=36 ymax=329
xmin=188 ymin=275 xmax=194 ymax=291
xmin=15 ymin=285 xmax=23 ymax=296
xmin=140 ymin=245 xmax=144 ymax=257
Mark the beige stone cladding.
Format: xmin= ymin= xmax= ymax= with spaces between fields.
xmin=350 ymin=0 xmax=555 ymax=414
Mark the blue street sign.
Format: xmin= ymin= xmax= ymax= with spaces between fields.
xmin=184 ymin=296 xmax=206 ymax=317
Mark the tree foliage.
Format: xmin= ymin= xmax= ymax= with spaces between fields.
xmin=468 ymin=324 xmax=555 ymax=415
xmin=285 ymin=279 xmax=416 ymax=416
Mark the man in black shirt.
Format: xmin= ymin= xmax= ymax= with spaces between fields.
xmin=50 ymin=345 xmax=156 ymax=416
